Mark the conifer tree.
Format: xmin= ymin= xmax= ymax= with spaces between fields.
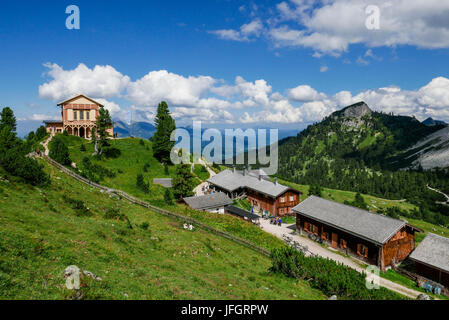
xmin=164 ymin=188 xmax=174 ymax=205
xmin=95 ymin=107 xmax=112 ymax=155
xmin=49 ymin=136 xmax=71 ymax=165
xmin=152 ymin=101 xmax=176 ymax=164
xmin=172 ymin=164 xmax=195 ymax=199
xmin=0 ymin=107 xmax=16 ymax=132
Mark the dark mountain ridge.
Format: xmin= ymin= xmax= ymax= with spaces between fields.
xmin=275 ymin=101 xmax=449 ymax=226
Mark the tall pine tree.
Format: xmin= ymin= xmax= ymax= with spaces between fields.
xmin=95 ymin=107 xmax=113 ymax=155
xmin=172 ymin=164 xmax=195 ymax=199
xmin=152 ymin=101 xmax=176 ymax=164
xmin=0 ymin=107 xmax=16 ymax=132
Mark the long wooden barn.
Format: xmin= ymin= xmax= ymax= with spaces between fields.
xmin=292 ymin=196 xmax=422 ymax=270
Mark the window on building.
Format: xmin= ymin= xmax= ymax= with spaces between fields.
xmin=280 ymin=208 xmax=284 ymax=214
xmin=73 ymin=110 xmax=77 ymax=120
xmin=86 ymin=111 xmax=90 ymax=120
xmin=80 ymin=110 xmax=84 ymax=120
xmin=289 ymin=195 xmax=294 ymax=201
xmin=357 ymin=244 xmax=369 ymax=258
xmin=340 ymin=239 xmax=347 ymax=249
xmin=280 ymin=197 xmax=285 ymax=203
xmin=305 ymin=223 xmax=318 ymax=235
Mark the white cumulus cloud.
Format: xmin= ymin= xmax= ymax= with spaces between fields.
xmin=38 ymin=63 xmax=130 ymax=102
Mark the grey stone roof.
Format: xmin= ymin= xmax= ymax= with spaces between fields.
xmin=183 ymin=192 xmax=233 ymax=210
xmin=292 ymin=195 xmax=406 ymax=245
xmin=409 ymin=233 xmax=449 ymax=273
xmin=207 ymin=169 xmax=296 ymax=198
xmin=225 ymin=205 xmax=260 ymax=220
xmin=153 ymin=178 xmax=172 ymax=188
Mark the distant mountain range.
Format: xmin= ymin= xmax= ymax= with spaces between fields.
xmin=113 ymin=120 xmax=156 ymax=139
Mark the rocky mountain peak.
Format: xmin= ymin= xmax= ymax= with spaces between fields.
xmin=341 ymin=102 xmax=372 ymax=118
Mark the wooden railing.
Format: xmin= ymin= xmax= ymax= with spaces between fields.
xmin=41 ymin=154 xmax=271 ymax=257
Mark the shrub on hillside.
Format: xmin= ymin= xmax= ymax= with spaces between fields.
xmin=35 ymin=126 xmax=47 ymax=140
xmin=1 ymin=147 xmax=49 ymax=186
xmin=269 ymin=247 xmax=404 ymax=300
xmin=164 ymin=188 xmax=174 ymax=205
xmin=49 ymin=136 xmax=71 ymax=165
xmin=308 ymin=184 xmax=323 ymax=197
xmin=62 ymin=195 xmax=91 ymax=217
xmin=104 ymin=207 xmax=126 ymax=221
xmin=80 ymin=144 xmax=86 ymax=152
xmin=140 ymin=222 xmax=150 ymax=230
xmin=136 ymin=173 xmax=149 ymax=194
xmin=102 ymin=147 xmax=121 ymax=158
xmin=81 ymin=156 xmax=116 ymax=183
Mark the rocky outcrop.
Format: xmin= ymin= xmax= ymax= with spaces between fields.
xmin=341 ymin=102 xmax=372 ymax=119
xmin=332 ymin=102 xmax=373 ymax=128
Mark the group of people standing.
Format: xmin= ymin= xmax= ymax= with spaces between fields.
xmin=262 ymin=212 xmax=282 ymax=226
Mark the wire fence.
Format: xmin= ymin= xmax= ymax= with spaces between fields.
xmin=41 ymin=154 xmax=271 ymax=257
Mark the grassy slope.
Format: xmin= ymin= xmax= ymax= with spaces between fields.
xmin=0 ymin=161 xmax=324 ymax=300
xmin=61 ymin=136 xmax=285 ymax=252
xmin=193 ymin=164 xmax=210 ymax=182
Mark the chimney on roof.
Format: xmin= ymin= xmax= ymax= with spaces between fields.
xmin=233 ymin=166 xmax=236 ymax=174
xmin=243 ymin=167 xmax=246 ymax=176
xmin=274 ymin=178 xmax=278 ymax=185
xmin=259 ymin=173 xmax=262 ymax=181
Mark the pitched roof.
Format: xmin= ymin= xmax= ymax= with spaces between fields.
xmin=292 ymin=196 xmax=406 ymax=245
xmin=409 ymin=233 xmax=449 ymax=273
xmin=57 ymin=94 xmax=104 ymax=107
xmin=152 ymin=178 xmax=172 ymax=188
xmin=225 ymin=205 xmax=260 ymax=220
xmin=207 ymin=169 xmax=299 ymax=198
xmin=183 ymin=192 xmax=233 ymax=210
xmin=42 ymin=120 xmax=63 ymax=124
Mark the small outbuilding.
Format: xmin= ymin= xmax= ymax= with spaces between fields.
xmin=409 ymin=233 xmax=449 ymax=288
xmin=182 ymin=192 xmax=233 ymax=214
xmin=153 ymin=178 xmax=172 ymax=188
xmin=224 ymin=205 xmax=260 ymax=222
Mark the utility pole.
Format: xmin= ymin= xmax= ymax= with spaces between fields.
xmin=130 ymin=109 xmax=133 ymax=138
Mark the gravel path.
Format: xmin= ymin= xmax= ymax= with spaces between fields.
xmin=193 ymin=158 xmax=216 ymax=196
xmin=41 ymin=134 xmax=54 ymax=156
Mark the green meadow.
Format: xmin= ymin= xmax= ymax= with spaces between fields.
xmin=0 ymin=160 xmax=325 ymax=299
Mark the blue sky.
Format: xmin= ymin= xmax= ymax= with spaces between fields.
xmin=1 ymin=0 xmax=449 ymax=134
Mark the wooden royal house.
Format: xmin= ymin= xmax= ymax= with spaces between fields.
xmin=43 ymin=94 xmax=113 ymax=139
xmin=207 ymin=168 xmax=301 ymax=217
xmin=292 ymin=196 xmax=422 ymax=270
